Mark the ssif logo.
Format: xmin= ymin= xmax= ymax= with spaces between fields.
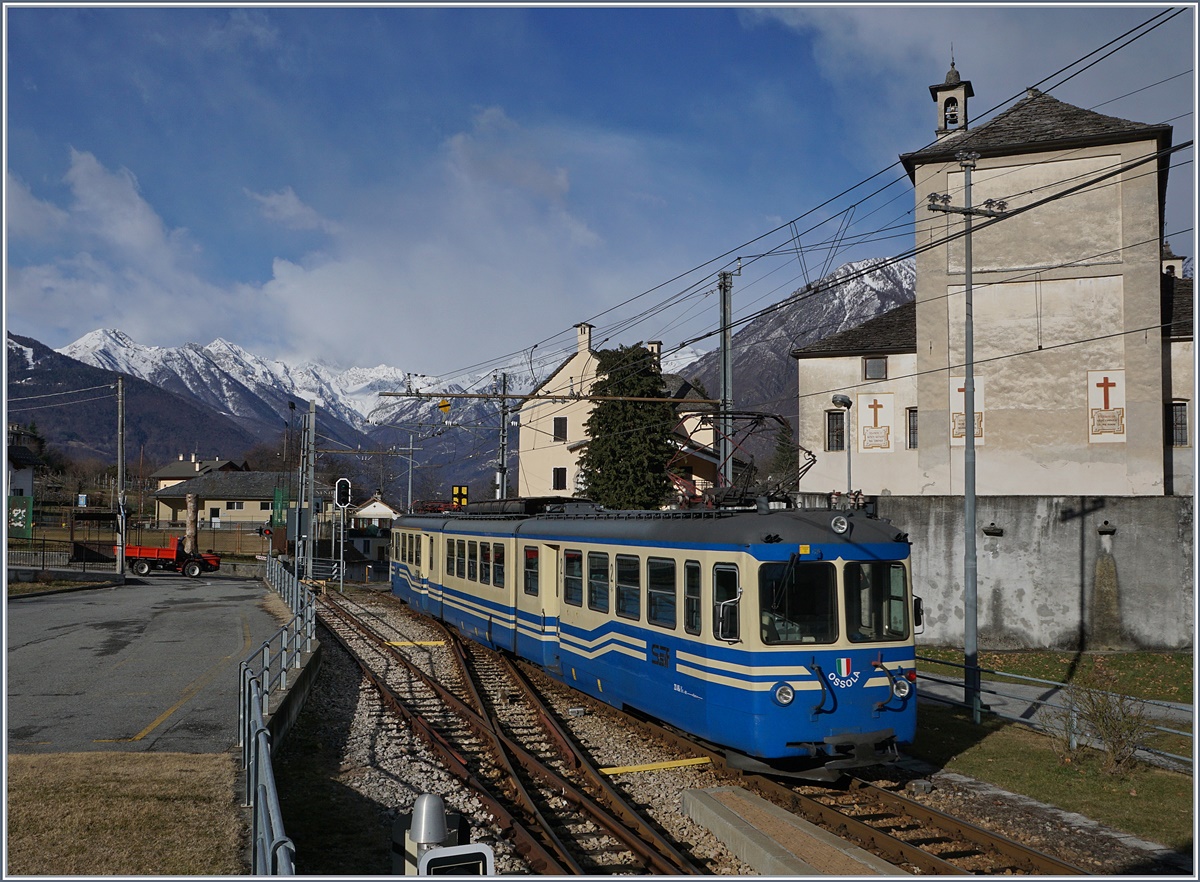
xmin=828 ymin=657 xmax=861 ymax=688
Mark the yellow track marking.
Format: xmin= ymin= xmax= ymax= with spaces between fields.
xmin=600 ymin=756 xmax=712 ymax=775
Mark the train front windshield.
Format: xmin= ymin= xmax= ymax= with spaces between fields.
xmin=759 ymin=559 xmax=910 ymax=645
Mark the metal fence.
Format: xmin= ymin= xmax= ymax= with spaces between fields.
xmin=6 ymin=537 xmax=115 ymax=573
xmin=239 ymin=556 xmax=316 ymax=875
xmin=916 ymin=656 xmax=1193 ymax=773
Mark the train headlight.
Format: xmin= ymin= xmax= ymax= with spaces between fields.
xmin=892 ymin=677 xmax=913 ymax=701
xmin=831 ymin=515 xmax=849 ymax=534
xmin=773 ymin=683 xmax=796 ymax=707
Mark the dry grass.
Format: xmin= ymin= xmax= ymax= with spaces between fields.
xmin=6 ymin=751 xmax=247 ymax=875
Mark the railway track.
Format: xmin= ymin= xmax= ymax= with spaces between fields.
xmin=580 ymin=692 xmax=1088 ymax=875
xmin=308 ymin=588 xmax=1096 ymax=875
xmin=314 ymin=591 xmax=704 ymax=874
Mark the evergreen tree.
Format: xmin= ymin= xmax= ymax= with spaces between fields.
xmin=577 ymin=345 xmax=677 ymax=510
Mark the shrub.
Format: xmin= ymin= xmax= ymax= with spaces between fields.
xmin=1063 ymin=670 xmax=1154 ymax=776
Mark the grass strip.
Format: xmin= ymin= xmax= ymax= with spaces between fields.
xmin=916 ymin=648 xmax=1193 ymax=704
xmin=6 ymin=752 xmax=245 ymax=875
xmin=910 ymin=704 xmax=1193 ymax=850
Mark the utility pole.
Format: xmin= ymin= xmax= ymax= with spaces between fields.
xmin=927 ymin=150 xmax=1007 ymax=723
xmin=116 ymin=377 xmax=125 ymax=575
xmin=496 ymin=372 xmax=509 ymax=499
xmin=718 ymin=269 xmax=736 ymax=487
xmin=305 ymin=400 xmax=317 ymax=583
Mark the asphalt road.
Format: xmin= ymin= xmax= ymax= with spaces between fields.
xmin=6 ymin=575 xmax=284 ymax=754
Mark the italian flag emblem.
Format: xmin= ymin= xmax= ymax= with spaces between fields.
xmin=835 ymin=657 xmax=853 ymax=677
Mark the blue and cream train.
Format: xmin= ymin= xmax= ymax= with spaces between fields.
xmin=390 ymin=498 xmax=920 ymax=776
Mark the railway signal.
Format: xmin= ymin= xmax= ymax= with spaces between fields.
xmin=335 ymin=478 xmax=352 ymax=508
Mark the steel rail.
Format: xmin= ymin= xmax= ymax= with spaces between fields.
xmin=315 ymin=599 xmax=569 ymax=874
xmin=616 ymin=706 xmax=1089 ymax=875
xmin=436 ymin=626 xmax=591 ymax=874
xmin=436 ymin=622 xmax=701 ymax=875
xmin=504 ymin=656 xmax=706 ymax=875
xmin=322 ymin=595 xmax=694 ymax=874
xmin=844 ymin=777 xmax=1087 ymax=876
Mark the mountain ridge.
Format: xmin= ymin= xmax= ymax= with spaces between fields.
xmin=12 ymin=255 xmax=916 ymax=499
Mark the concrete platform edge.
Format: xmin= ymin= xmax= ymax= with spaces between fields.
xmin=683 ymin=786 xmax=908 ymax=876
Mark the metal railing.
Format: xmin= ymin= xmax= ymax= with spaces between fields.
xmin=238 ymin=556 xmax=317 ymax=875
xmin=7 ymin=537 xmax=114 ymax=573
xmin=916 ymin=655 xmax=1193 ymax=772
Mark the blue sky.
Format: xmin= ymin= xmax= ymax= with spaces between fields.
xmin=5 ymin=4 xmax=1195 ymax=381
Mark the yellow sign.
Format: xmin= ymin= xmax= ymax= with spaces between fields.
xmin=438 ymin=399 xmax=451 ymax=414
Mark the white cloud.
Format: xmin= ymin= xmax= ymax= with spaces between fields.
xmin=246 ymin=185 xmax=337 ymax=233
xmin=5 ymin=172 xmax=69 ymax=240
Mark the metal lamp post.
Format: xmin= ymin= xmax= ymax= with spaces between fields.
xmin=832 ymin=394 xmax=853 ymax=498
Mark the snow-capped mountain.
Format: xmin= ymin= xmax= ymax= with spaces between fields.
xmin=29 ymin=255 xmax=915 ymax=497
xmin=683 ymin=256 xmax=916 ymax=410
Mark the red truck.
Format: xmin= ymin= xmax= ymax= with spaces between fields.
xmin=120 ymin=538 xmax=221 ymax=577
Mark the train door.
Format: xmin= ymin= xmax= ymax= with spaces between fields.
xmin=423 ymin=533 xmax=436 ymax=615
xmin=515 ymin=542 xmax=560 ymax=674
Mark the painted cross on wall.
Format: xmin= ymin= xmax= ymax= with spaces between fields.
xmin=856 ymin=393 xmax=894 ymax=453
xmin=1087 ymin=369 xmax=1126 ymax=443
xmin=950 ymin=377 xmax=986 ymax=446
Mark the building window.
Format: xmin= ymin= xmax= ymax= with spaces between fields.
xmin=863 ymin=356 xmax=887 ymax=380
xmin=1171 ymin=401 xmax=1189 ymax=447
xmin=907 ymin=407 xmax=919 ymax=449
xmin=225 ymin=501 xmax=244 ymax=510
xmin=553 ymin=416 xmax=568 ymax=442
xmin=825 ymin=411 xmax=845 ymax=452
xmin=260 ymin=501 xmax=272 ymax=510
xmin=552 ymin=467 xmax=567 ymax=491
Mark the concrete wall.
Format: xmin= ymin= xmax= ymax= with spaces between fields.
xmin=875 ymin=494 xmax=1193 ymax=651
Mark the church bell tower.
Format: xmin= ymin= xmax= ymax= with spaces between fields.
xmin=929 ymin=59 xmax=973 ymax=140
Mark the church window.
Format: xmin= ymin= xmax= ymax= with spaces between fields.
xmin=907 ymin=408 xmax=919 ymax=449
xmin=863 ymin=356 xmax=888 ymax=380
xmin=1170 ymin=401 xmax=1189 ymax=447
xmin=826 ymin=411 xmax=846 ymax=452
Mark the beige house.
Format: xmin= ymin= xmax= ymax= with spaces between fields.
xmin=794 ymin=64 xmax=1191 ymax=498
xmin=517 ymin=323 xmax=600 ymax=497
xmin=153 ymin=470 xmax=304 ymax=528
xmin=150 ymin=454 xmax=248 ymax=493
xmin=516 ymin=323 xmax=733 ymax=503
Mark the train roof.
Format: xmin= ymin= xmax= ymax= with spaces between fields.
xmin=395 ymin=502 xmax=909 ymax=549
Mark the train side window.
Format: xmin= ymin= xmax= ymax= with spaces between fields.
xmin=524 ymin=546 xmax=539 ymax=596
xmin=587 ymin=551 xmax=610 ymax=613
xmin=564 ymin=550 xmax=583 ymax=606
xmin=713 ymin=563 xmax=740 ymax=642
xmin=844 ymin=562 xmax=910 ymax=642
xmin=446 ymin=539 xmax=455 ymax=576
xmin=455 ymin=540 xmax=466 ymax=579
xmin=480 ymin=542 xmax=491 ymax=585
xmin=616 ymin=554 xmax=640 ymax=620
xmin=467 ymin=541 xmax=478 ymax=581
xmin=493 ymin=543 xmax=505 ymax=588
xmin=425 ymin=536 xmax=432 ymax=571
xmin=684 ymin=561 xmax=701 ymax=635
xmin=647 ymin=557 xmax=675 ymax=629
